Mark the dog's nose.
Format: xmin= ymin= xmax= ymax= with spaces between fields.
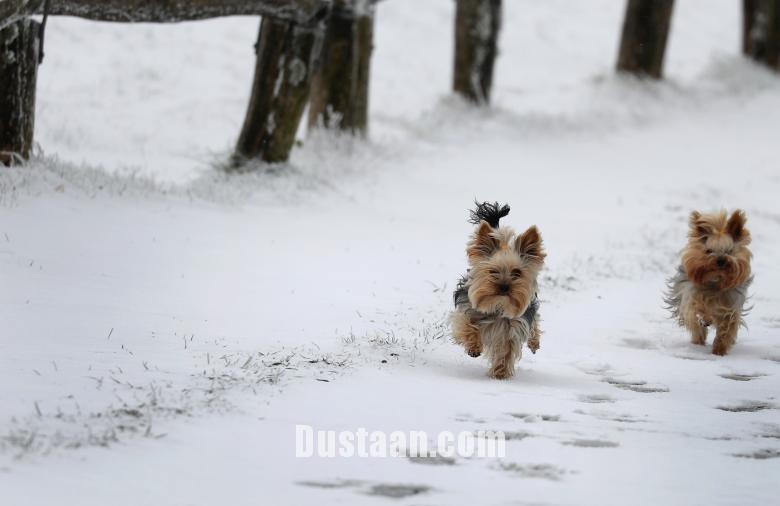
xmin=716 ymin=256 xmax=727 ymax=268
xmin=498 ymin=283 xmax=510 ymax=295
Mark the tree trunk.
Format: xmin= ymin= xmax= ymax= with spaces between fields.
xmin=453 ymin=0 xmax=501 ymax=104
xmin=1 ymin=0 xmax=330 ymax=30
xmin=233 ymin=17 xmax=324 ymax=165
xmin=743 ymin=0 xmax=780 ymax=69
xmin=0 ymin=1 xmax=44 ymax=31
xmin=0 ymin=18 xmax=40 ymax=166
xmin=307 ymin=2 xmax=375 ymax=135
xmin=352 ymin=10 xmax=373 ymax=133
xmin=616 ymin=0 xmax=675 ymax=78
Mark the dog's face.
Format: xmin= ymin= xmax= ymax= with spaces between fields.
xmin=466 ymin=221 xmax=545 ymax=317
xmin=682 ymin=210 xmax=752 ymax=290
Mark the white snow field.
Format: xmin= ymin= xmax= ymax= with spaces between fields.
xmin=2 ymin=0 xmax=780 ymax=504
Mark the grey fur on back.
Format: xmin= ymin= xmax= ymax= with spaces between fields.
xmin=664 ymin=265 xmax=688 ymax=323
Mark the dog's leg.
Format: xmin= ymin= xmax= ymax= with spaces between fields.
xmin=681 ymin=301 xmax=708 ymax=345
xmin=527 ymin=317 xmax=541 ymax=354
xmin=451 ymin=311 xmax=482 ymax=357
xmin=489 ymin=337 xmax=519 ymax=379
xmin=712 ymin=314 xmax=739 ymax=356
xmin=686 ymin=316 xmax=709 ymax=345
xmin=488 ymin=322 xmax=523 ymax=380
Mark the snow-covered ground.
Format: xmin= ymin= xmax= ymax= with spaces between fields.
xmin=2 ymin=0 xmax=780 ymax=504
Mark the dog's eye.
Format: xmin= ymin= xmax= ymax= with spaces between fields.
xmin=488 ymin=269 xmax=500 ymax=276
xmin=705 ymin=249 xmax=713 ymax=255
xmin=511 ymin=269 xmax=522 ymax=279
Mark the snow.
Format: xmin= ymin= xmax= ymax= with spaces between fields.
xmin=2 ymin=0 xmax=780 ymax=504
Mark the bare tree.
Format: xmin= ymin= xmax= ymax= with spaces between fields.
xmin=743 ymin=0 xmax=780 ymax=69
xmin=308 ymin=0 xmax=375 ymax=135
xmin=234 ymin=17 xmax=325 ymax=164
xmin=0 ymin=18 xmax=39 ymax=165
xmin=616 ymin=0 xmax=675 ymax=78
xmin=453 ymin=0 xmax=501 ymax=104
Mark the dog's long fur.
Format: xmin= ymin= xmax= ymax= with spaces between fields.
xmin=451 ymin=203 xmax=545 ymax=379
xmin=665 ymin=210 xmax=753 ymax=356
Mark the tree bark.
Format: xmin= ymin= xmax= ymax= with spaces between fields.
xmin=352 ymin=9 xmax=373 ymax=133
xmin=743 ymin=0 xmax=780 ymax=69
xmin=616 ymin=0 xmax=675 ymax=78
xmin=0 ymin=1 xmax=44 ymax=30
xmin=453 ymin=0 xmax=501 ymax=104
xmin=308 ymin=1 xmax=375 ymax=135
xmin=0 ymin=18 xmax=39 ymax=166
xmin=234 ymin=17 xmax=324 ymax=165
xmin=0 ymin=0 xmax=330 ymax=30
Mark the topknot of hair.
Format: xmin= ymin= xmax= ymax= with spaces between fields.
xmin=468 ymin=201 xmax=510 ymax=228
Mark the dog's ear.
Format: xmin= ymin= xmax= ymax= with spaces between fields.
xmin=688 ymin=210 xmax=711 ymax=240
xmin=515 ymin=226 xmax=545 ymax=264
xmin=467 ymin=221 xmax=497 ymax=261
xmin=726 ymin=209 xmax=749 ymax=243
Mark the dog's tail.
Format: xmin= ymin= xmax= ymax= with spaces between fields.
xmin=468 ymin=201 xmax=510 ymax=228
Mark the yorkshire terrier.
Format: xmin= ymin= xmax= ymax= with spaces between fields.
xmin=450 ymin=202 xmax=546 ymax=379
xmin=666 ymin=210 xmax=753 ymax=356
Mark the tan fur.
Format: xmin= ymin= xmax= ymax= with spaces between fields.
xmin=527 ymin=317 xmax=542 ymax=354
xmin=682 ymin=210 xmax=752 ymax=291
xmin=453 ymin=220 xmax=546 ymax=379
xmin=450 ymin=311 xmax=482 ymax=357
xmin=466 ymin=223 xmax=544 ymax=318
xmin=481 ymin=318 xmax=525 ymax=379
xmin=671 ymin=209 xmax=752 ymax=356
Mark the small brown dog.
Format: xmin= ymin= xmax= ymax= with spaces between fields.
xmin=451 ymin=202 xmax=546 ymax=379
xmin=666 ymin=210 xmax=753 ymax=356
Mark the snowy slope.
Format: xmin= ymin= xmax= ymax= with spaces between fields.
xmin=2 ymin=1 xmax=780 ymax=504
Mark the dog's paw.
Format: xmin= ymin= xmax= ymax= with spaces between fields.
xmin=489 ymin=366 xmax=513 ymax=380
xmin=691 ymin=337 xmax=707 ymax=346
xmin=712 ymin=346 xmax=729 ymax=357
xmin=527 ymin=339 xmax=540 ymax=354
xmin=467 ymin=348 xmax=482 ymax=358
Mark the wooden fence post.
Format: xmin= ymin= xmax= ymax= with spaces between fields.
xmin=743 ymin=0 xmax=780 ymax=69
xmin=307 ymin=0 xmax=375 ymax=135
xmin=234 ymin=16 xmax=324 ymax=165
xmin=0 ymin=18 xmax=40 ymax=166
xmin=452 ymin=0 xmax=501 ymax=104
xmin=616 ymin=0 xmax=674 ymax=78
